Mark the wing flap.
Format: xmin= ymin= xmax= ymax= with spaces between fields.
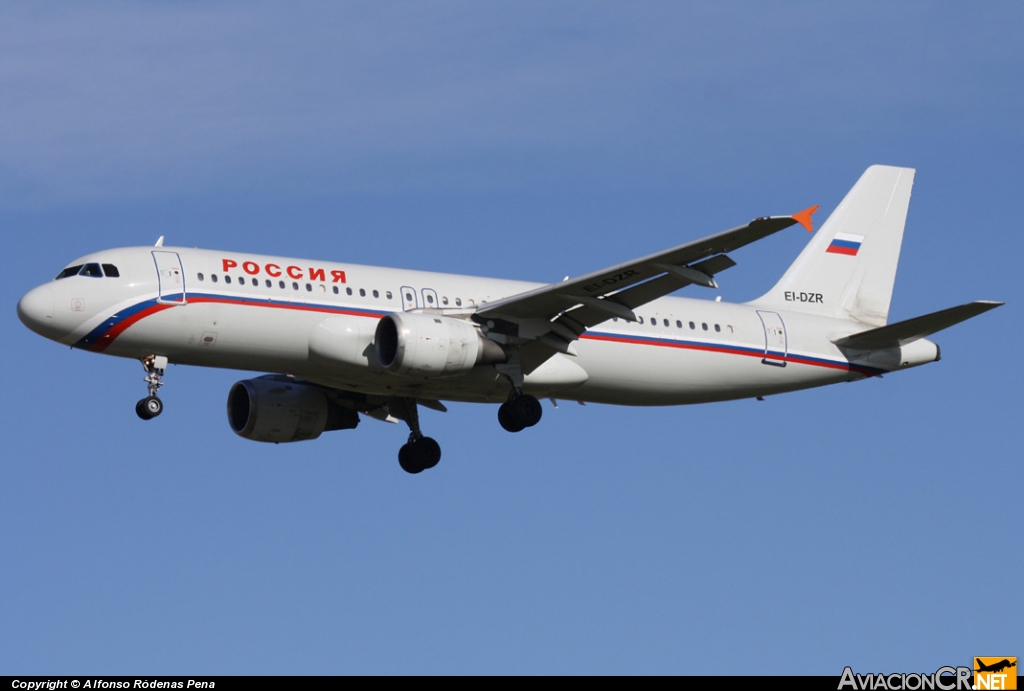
xmin=832 ymin=301 xmax=1003 ymax=349
xmin=554 ymin=254 xmax=738 ymax=331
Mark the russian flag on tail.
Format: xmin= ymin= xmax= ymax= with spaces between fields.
xmin=826 ymin=232 xmax=864 ymax=256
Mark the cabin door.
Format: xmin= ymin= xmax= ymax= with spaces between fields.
xmin=756 ymin=310 xmax=787 ymax=366
xmin=153 ymin=251 xmax=186 ymax=304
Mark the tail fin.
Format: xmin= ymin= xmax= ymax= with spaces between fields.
xmin=752 ymin=165 xmax=915 ymax=326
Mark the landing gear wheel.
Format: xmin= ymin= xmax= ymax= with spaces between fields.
xmin=511 ymin=394 xmax=543 ymax=428
xmin=414 ymin=437 xmax=442 ymax=470
xmin=498 ymin=402 xmax=526 ymax=433
xmin=398 ymin=443 xmax=423 ymax=474
xmin=136 ymin=396 xmax=163 ymax=420
xmin=398 ymin=436 xmax=442 ymax=474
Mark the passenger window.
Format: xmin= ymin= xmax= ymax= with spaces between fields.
xmin=265 ymin=280 xmax=272 ymax=288
xmin=279 ymin=281 xmax=285 ymax=289
xmin=55 ymin=265 xmax=84 ymax=280
xmin=386 ymin=291 xmax=393 ymax=300
xmin=468 ymin=299 xmax=475 ymax=306
xmin=689 ymin=321 xmax=695 ymax=329
xmin=663 ymin=319 xmax=669 ymax=327
xmin=727 ymin=325 xmax=734 ymax=334
xmin=373 ymin=290 xmax=379 ymax=298
xmin=211 ymin=274 xmax=219 ymax=283
xmin=347 ymin=287 xmax=353 ymax=296
xmin=715 ymin=324 xmax=721 ymax=332
xmin=405 ymin=292 xmax=413 ymax=302
xmin=319 ymin=285 xmax=326 ymax=293
xmin=225 ymin=276 xmax=232 ymax=284
xmin=101 ymin=264 xmax=120 ymax=277
xmin=252 ymin=278 xmax=258 ymax=286
xmin=702 ymin=323 xmax=708 ymax=331
xmin=292 ymin=282 xmax=299 ymax=291
xmin=639 ymin=316 xmax=644 ymax=324
xmin=197 ymin=273 xmax=205 ymax=282
xmin=359 ymin=288 xmax=366 ymax=297
xmin=676 ymin=320 xmax=682 ymax=328
xmin=442 ymin=296 xmax=449 ymax=305
xmin=426 ymin=294 xmax=434 ymax=305
xmin=455 ymin=298 xmax=462 ymax=307
xmin=306 ymin=283 xmax=312 ymax=292
xmin=80 ymin=263 xmax=103 ymax=278
xmin=333 ymin=286 xmax=339 ymax=294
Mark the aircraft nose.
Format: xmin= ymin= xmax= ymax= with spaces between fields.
xmin=17 ymin=284 xmax=56 ymax=337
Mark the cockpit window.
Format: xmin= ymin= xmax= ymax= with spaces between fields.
xmin=101 ymin=264 xmax=120 ymax=277
xmin=79 ymin=263 xmax=103 ymax=277
xmin=56 ymin=265 xmax=84 ymax=280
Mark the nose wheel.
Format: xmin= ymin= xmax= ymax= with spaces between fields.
xmin=136 ymin=396 xmax=163 ymax=420
xmin=136 ymin=355 xmax=168 ymax=420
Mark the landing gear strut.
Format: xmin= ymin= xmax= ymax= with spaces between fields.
xmin=391 ymin=398 xmax=442 ymax=474
xmin=136 ymin=355 xmax=168 ymax=420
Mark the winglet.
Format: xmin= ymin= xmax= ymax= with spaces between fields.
xmin=791 ymin=205 xmax=819 ymax=232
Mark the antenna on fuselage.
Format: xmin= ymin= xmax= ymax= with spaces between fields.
xmin=154 ymin=236 xmax=165 ymax=247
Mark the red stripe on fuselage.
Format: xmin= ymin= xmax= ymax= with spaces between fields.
xmin=186 ymin=295 xmax=382 ymax=319
xmin=90 ymin=303 xmax=177 ymax=352
xmin=582 ymin=332 xmax=757 ymax=359
xmin=580 ymin=332 xmax=876 ymax=375
xmin=90 ymin=295 xmax=876 ymax=376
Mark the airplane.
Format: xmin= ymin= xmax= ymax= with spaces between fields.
xmin=17 ymin=165 xmax=1002 ymax=474
xmin=976 ymin=659 xmax=1016 ymax=674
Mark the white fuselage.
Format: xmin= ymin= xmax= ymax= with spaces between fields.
xmin=18 ymin=246 xmax=938 ymax=407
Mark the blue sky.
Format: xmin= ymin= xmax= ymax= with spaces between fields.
xmin=1 ymin=2 xmax=1020 ymax=675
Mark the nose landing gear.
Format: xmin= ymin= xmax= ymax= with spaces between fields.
xmin=136 ymin=355 xmax=168 ymax=420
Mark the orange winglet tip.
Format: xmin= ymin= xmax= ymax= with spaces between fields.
xmin=791 ymin=205 xmax=819 ymax=232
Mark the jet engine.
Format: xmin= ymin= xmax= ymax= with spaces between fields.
xmin=227 ymin=375 xmax=359 ymax=443
xmin=374 ymin=312 xmax=506 ymax=377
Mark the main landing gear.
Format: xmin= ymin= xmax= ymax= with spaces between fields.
xmin=135 ymin=355 xmax=168 ymax=421
xmin=498 ymin=392 xmax=543 ymax=433
xmin=494 ymin=360 xmax=543 ymax=433
xmin=391 ymin=398 xmax=442 ymax=474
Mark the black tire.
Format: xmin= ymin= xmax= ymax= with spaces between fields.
xmin=511 ymin=394 xmax=542 ymax=428
xmin=142 ymin=396 xmax=163 ymax=418
xmin=135 ymin=399 xmax=153 ymax=420
xmin=413 ymin=437 xmax=442 ymax=470
xmin=498 ymin=402 xmax=525 ymax=433
xmin=398 ymin=443 xmax=424 ymax=474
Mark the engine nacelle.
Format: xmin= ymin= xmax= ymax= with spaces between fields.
xmin=374 ymin=312 xmax=506 ymax=377
xmin=227 ymin=375 xmax=359 ymax=443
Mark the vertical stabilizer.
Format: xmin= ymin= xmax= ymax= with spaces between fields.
xmin=751 ymin=165 xmax=915 ymax=326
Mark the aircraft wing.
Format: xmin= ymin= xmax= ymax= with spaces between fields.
xmin=475 ymin=210 xmax=815 ymax=358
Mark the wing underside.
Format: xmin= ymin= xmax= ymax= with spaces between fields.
xmin=474 ymin=212 xmax=809 ymax=370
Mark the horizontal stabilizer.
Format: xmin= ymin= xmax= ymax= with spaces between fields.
xmin=832 ymin=301 xmax=1003 ymax=349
